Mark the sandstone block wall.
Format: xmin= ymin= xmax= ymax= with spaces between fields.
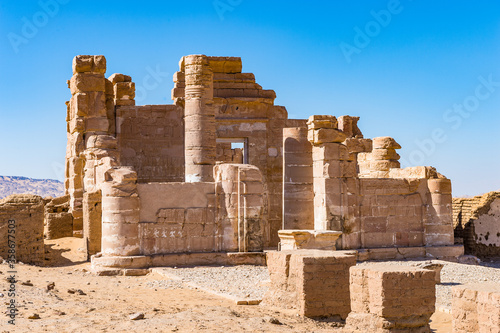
xmin=0 ymin=194 xmax=44 ymax=264
xmin=263 ymin=250 xmax=356 ymax=319
xmin=359 ymin=178 xmax=425 ymax=248
xmin=216 ymin=142 xmax=243 ymax=163
xmin=44 ymin=194 xmax=73 ymax=239
xmin=116 ymin=104 xmax=184 ymax=183
xmin=344 ymin=265 xmax=436 ymax=332
xmin=137 ymin=182 xmax=217 ymax=254
xmin=453 ymin=192 xmax=500 ymax=257
xmin=451 ymin=283 xmax=500 ymax=333
xmin=65 ymin=54 xmax=459 ymax=260
xmin=136 ymin=164 xmax=267 ymax=255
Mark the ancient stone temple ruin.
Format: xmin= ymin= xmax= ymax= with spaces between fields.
xmin=62 ymin=54 xmax=462 ymax=273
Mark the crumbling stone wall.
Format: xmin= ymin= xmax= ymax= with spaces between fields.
xmin=344 ymin=265 xmax=436 ymax=332
xmin=263 ymin=250 xmax=356 ymax=319
xmin=453 ymin=192 xmax=500 ymax=257
xmin=0 ymin=194 xmax=44 ymax=264
xmin=44 ymin=194 xmax=73 ymax=239
xmin=451 ymin=283 xmax=500 ymax=333
xmin=289 ymin=115 xmax=456 ymax=252
xmin=216 ymin=143 xmax=243 ymax=163
xmin=66 ymin=55 xmax=111 ymax=236
xmin=65 ymin=54 xmax=460 ymax=262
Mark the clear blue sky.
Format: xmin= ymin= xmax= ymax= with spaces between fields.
xmin=0 ymin=0 xmax=499 ymax=196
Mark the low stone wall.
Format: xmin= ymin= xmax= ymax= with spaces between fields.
xmin=263 ymin=250 xmax=356 ymax=319
xmin=0 ymin=194 xmax=44 ymax=265
xmin=344 ymin=264 xmax=436 ymax=332
xmin=451 ymin=283 xmax=500 ymax=333
xmin=44 ymin=195 xmax=73 ymax=239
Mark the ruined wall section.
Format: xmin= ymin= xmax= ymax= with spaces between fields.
xmin=115 ymin=104 xmax=184 ymax=183
xmin=44 ymin=194 xmax=73 ymax=239
xmin=172 ymin=56 xmax=286 ymax=247
xmin=137 ymin=182 xmax=217 ymax=254
xmin=0 ymin=194 xmax=44 ymax=264
xmin=66 ymin=55 xmax=110 ymax=235
xmin=299 ymin=114 xmax=455 ymax=251
xmin=453 ymin=192 xmax=500 ymax=257
xmin=136 ymin=164 xmax=266 ymax=255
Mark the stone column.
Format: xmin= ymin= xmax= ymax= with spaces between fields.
xmin=358 ymin=136 xmax=401 ymax=176
xmin=425 ymin=178 xmax=454 ymax=246
xmin=307 ymin=115 xmax=347 ymax=231
xmin=66 ymin=55 xmax=108 ymax=236
xmin=214 ymin=164 xmax=267 ymax=252
xmin=82 ymin=134 xmax=119 ymax=258
xmin=282 ymin=127 xmax=314 ymax=230
xmin=100 ymin=167 xmax=140 ymax=256
xmin=183 ymin=55 xmax=216 ymax=182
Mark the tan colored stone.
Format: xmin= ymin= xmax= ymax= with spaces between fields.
xmin=108 ymin=73 xmax=132 ymax=84
xmin=372 ymin=136 xmax=401 ymax=149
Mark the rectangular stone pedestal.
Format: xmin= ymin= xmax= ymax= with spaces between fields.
xmin=452 ymin=283 xmax=500 ymax=333
xmin=262 ymin=250 xmax=356 ymax=319
xmin=344 ymin=265 xmax=436 ymax=332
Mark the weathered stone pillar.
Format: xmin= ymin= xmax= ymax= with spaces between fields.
xmin=282 ymin=127 xmax=313 ymax=230
xmin=358 ymin=136 xmax=401 ymax=176
xmin=307 ymin=115 xmax=347 ymax=231
xmin=100 ymin=167 xmax=140 ymax=256
xmin=425 ymin=178 xmax=454 ymax=246
xmin=214 ymin=164 xmax=267 ymax=252
xmin=183 ymin=55 xmax=216 ymax=182
xmin=81 ymin=134 xmax=119 ymax=258
xmin=66 ymin=55 xmax=108 ymax=236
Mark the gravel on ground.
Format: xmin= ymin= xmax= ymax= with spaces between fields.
xmin=149 ymin=258 xmax=500 ymax=312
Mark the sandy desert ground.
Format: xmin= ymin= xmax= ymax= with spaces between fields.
xmin=0 ymin=238 xmax=468 ymax=333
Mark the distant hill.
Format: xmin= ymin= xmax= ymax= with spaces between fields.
xmin=0 ymin=176 xmax=65 ymax=199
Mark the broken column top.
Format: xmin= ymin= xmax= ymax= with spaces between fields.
xmin=306 ymin=115 xmax=338 ymax=129
xmin=372 ymin=136 xmax=401 ymax=149
xmin=108 ymin=73 xmax=131 ymax=84
xmin=72 ymin=55 xmax=106 ymax=75
xmin=179 ymin=55 xmax=242 ymax=74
